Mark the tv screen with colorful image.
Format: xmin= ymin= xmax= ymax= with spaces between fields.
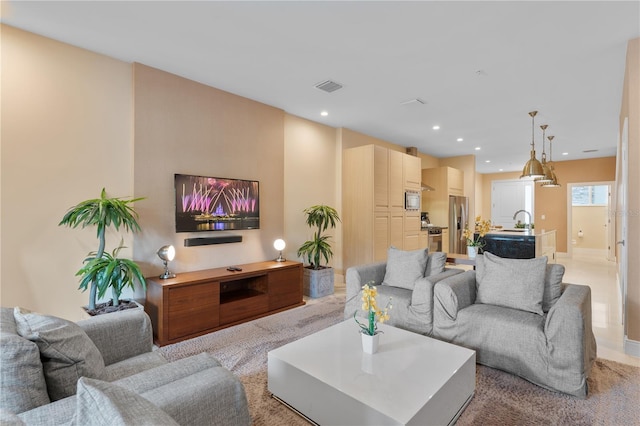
xmin=174 ymin=174 xmax=260 ymax=233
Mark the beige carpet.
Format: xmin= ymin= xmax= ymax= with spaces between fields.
xmin=159 ymin=295 xmax=640 ymax=425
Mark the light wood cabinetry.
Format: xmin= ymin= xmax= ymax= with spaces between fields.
xmin=404 ymin=211 xmax=422 ymax=251
xmin=145 ymin=261 xmax=303 ymax=346
xmin=441 ymin=229 xmax=450 ymax=253
xmin=421 ymin=166 xmax=465 ymax=227
xmin=344 ymin=145 xmax=425 ymax=270
xmin=403 ymin=154 xmax=422 ymax=190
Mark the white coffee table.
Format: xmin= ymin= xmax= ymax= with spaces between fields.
xmin=268 ymin=320 xmax=475 ymax=425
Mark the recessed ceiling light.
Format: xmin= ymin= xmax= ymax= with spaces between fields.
xmin=485 ymin=160 xmax=491 ymax=163
xmin=320 ymin=111 xmax=328 ymax=116
xmin=457 ymin=138 xmax=463 ymax=142
xmin=562 ymin=152 xmax=569 ymax=156
xmin=499 ymin=168 xmax=504 ymax=171
xmin=432 ymin=125 xmax=440 ymax=130
xmin=475 ymin=147 xmax=481 ymax=151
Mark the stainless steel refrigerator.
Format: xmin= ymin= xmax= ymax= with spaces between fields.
xmin=449 ymin=195 xmax=469 ymax=254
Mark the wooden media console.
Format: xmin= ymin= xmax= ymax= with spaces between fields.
xmin=144 ymin=260 xmax=304 ymax=346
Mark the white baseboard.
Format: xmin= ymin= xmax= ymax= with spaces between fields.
xmin=624 ymin=337 xmax=640 ymax=358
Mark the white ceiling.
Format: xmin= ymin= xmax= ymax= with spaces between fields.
xmin=3 ymin=1 xmax=639 ymax=173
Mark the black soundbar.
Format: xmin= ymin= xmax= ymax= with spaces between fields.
xmin=184 ymin=235 xmax=243 ymax=247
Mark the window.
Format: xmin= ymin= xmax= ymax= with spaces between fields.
xmin=572 ymin=185 xmax=608 ymax=206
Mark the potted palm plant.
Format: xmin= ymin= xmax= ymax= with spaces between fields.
xmin=297 ymin=205 xmax=340 ymax=298
xmin=59 ymin=188 xmax=146 ymax=315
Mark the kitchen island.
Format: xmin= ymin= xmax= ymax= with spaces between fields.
xmin=478 ymin=229 xmax=556 ymax=261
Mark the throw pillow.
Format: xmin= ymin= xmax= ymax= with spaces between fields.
xmin=425 ymin=252 xmax=447 ymax=276
xmin=73 ymin=377 xmax=179 ymax=426
xmin=382 ymin=246 xmax=428 ymax=290
xmin=476 ymin=252 xmax=548 ymax=315
xmin=0 ymin=332 xmax=51 ymax=413
xmin=13 ymin=307 xmax=106 ymax=401
xmin=543 ymin=263 xmax=565 ymax=312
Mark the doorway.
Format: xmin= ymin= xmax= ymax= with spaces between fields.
xmin=491 ymin=179 xmax=534 ymax=228
xmin=567 ymin=181 xmax=615 ymax=261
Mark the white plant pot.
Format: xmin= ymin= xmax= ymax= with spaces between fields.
xmin=361 ymin=332 xmax=380 ymax=354
xmin=467 ymin=246 xmax=477 ymax=259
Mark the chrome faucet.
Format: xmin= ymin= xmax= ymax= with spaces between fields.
xmin=513 ymin=210 xmax=532 ymax=230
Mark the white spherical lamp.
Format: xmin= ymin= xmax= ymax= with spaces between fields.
xmin=274 ymin=239 xmax=286 ymax=262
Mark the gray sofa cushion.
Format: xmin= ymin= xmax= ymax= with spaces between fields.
xmin=0 ymin=409 xmax=26 ymax=426
xmin=0 ymin=332 xmax=51 ymax=414
xmin=73 ymin=378 xmax=179 ymax=426
xmin=425 ymin=252 xmax=447 ymax=276
xmin=104 ymin=351 xmax=168 ymax=382
xmin=476 ymin=253 xmax=547 ymax=315
xmin=382 ymin=246 xmax=428 ymax=290
xmin=476 ymin=255 xmax=564 ymax=313
xmin=13 ymin=307 xmax=105 ymax=401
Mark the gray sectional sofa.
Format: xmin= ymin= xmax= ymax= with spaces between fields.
xmin=344 ymin=249 xmax=597 ymax=398
xmin=0 ymin=307 xmax=251 ymax=425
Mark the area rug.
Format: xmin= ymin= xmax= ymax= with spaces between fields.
xmin=159 ymin=295 xmax=640 ymax=425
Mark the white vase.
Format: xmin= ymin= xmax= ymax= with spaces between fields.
xmin=467 ymin=246 xmax=477 ymax=259
xmin=361 ymin=332 xmax=380 ymax=354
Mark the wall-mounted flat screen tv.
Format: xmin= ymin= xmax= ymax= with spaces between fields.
xmin=174 ymin=174 xmax=259 ymax=233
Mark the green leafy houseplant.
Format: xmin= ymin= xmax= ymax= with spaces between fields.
xmin=297 ymin=205 xmax=341 ymax=270
xmin=59 ymin=188 xmax=146 ymax=311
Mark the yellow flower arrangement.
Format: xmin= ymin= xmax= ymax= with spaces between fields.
xmin=462 ymin=216 xmax=492 ymax=248
xmin=354 ymin=283 xmax=392 ymax=336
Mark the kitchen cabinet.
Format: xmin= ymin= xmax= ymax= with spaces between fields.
xmin=404 ymin=211 xmax=422 ymax=250
xmin=419 ymin=231 xmax=429 ymax=249
xmin=374 ymin=146 xmax=404 ymax=210
xmin=442 ymin=229 xmax=450 ymax=253
xmin=479 ymin=230 xmax=556 ymax=261
xmin=403 ymin=154 xmax=422 ymax=190
xmin=421 ymin=166 xmax=465 ymax=228
xmin=343 ymin=145 xmax=424 ymax=270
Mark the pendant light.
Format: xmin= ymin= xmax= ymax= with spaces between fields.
xmin=535 ymin=124 xmax=554 ymax=184
xmin=520 ymin=111 xmax=545 ymax=179
xmin=542 ymin=135 xmax=561 ymax=187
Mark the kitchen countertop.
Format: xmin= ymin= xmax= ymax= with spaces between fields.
xmin=485 ymin=229 xmax=555 ymax=237
xmin=421 ymin=226 xmax=448 ymax=231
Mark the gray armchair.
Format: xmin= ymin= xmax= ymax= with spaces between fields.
xmin=344 ymin=250 xmax=464 ymax=335
xmin=433 ymin=255 xmax=597 ymax=398
xmin=0 ymin=307 xmax=251 ymax=425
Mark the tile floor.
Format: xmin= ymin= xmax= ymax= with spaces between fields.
xmin=333 ymin=253 xmax=640 ymax=367
xmin=560 ymin=254 xmax=640 ymax=367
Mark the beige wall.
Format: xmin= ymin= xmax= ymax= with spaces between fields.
xmin=339 ymin=127 xmax=404 ymax=152
xmin=284 ymin=114 xmax=341 ymax=272
xmin=536 ymin=157 xmax=615 ymax=253
xmin=1 ymin=26 xmax=134 ymax=320
xmin=571 ymin=206 xmax=608 ymax=250
xmin=620 ymin=37 xmax=639 ymax=343
xmin=132 ymin=64 xmax=285 ymax=278
xmin=479 ymin=159 xmax=615 ymax=253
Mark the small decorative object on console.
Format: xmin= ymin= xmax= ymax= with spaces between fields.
xmin=157 ymin=245 xmax=176 ymax=279
xmin=354 ymin=283 xmax=392 ymax=354
xmin=273 ymin=239 xmax=286 ymax=262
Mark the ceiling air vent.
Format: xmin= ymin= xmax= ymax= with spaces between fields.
xmin=583 ymin=149 xmax=598 ymax=153
xmin=315 ymin=80 xmax=343 ymax=93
